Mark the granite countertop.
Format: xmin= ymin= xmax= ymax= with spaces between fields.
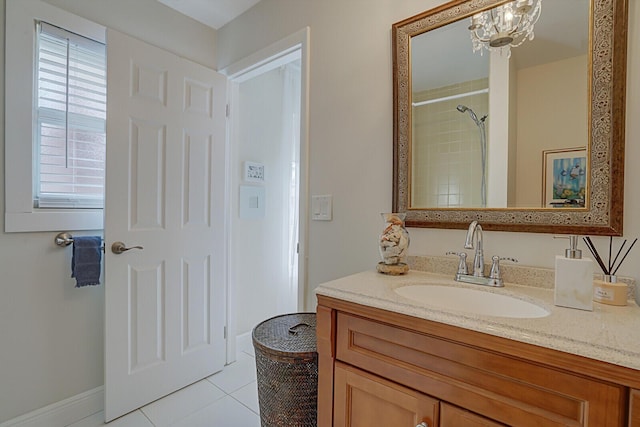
xmin=315 ymin=269 xmax=640 ymax=371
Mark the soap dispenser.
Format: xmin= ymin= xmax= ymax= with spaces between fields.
xmin=554 ymin=236 xmax=593 ymax=311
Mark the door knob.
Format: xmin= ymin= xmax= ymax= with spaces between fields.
xmin=416 ymin=423 xmax=429 ymax=427
xmin=111 ymin=242 xmax=144 ymax=254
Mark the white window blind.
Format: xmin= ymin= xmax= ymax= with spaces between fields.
xmin=36 ymin=22 xmax=106 ymax=209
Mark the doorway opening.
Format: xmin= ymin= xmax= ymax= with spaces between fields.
xmin=224 ymin=29 xmax=309 ymax=361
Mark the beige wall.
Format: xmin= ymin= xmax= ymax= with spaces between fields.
xmin=217 ymin=0 xmax=438 ymax=312
xmin=43 ymin=0 xmax=217 ymax=68
xmin=217 ymin=0 xmax=640 ymax=311
xmin=515 ymin=55 xmax=589 ymax=207
xmin=0 ymin=0 xmax=216 ymax=422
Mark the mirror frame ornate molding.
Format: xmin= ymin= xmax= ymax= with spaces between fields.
xmin=392 ymin=0 xmax=628 ymax=235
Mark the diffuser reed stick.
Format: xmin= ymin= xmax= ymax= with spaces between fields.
xmin=583 ymin=237 xmax=608 ymax=274
xmin=612 ymin=239 xmax=637 ymax=275
xmin=582 ymin=236 xmax=637 ymax=276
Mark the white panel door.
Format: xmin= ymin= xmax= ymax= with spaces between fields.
xmin=104 ymin=30 xmax=227 ymax=422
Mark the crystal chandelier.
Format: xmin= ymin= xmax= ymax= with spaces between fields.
xmin=468 ymin=0 xmax=542 ymax=57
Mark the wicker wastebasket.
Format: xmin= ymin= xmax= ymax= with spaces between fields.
xmin=252 ymin=313 xmax=317 ymax=427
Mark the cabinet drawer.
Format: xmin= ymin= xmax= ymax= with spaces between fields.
xmin=336 ymin=312 xmax=626 ymax=426
xmin=334 ymin=362 xmax=438 ymax=427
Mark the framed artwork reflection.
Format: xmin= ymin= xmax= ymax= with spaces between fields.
xmin=542 ymin=147 xmax=587 ymax=208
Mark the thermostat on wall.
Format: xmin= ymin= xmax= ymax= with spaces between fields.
xmin=244 ymin=161 xmax=265 ymax=182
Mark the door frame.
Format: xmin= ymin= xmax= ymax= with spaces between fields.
xmin=220 ymin=27 xmax=310 ymax=364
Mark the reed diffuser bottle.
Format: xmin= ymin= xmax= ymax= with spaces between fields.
xmin=583 ymin=236 xmax=637 ymax=306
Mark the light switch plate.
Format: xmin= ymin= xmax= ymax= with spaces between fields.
xmin=239 ymin=185 xmax=265 ymax=219
xmin=312 ymin=195 xmax=332 ymax=221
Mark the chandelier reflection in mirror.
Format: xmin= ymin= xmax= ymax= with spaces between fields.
xmin=468 ymin=0 xmax=542 ymax=57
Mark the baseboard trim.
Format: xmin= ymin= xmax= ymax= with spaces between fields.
xmin=236 ymin=331 xmax=253 ymax=356
xmin=1 ymin=336 xmax=253 ymax=427
xmin=0 ymin=386 xmax=104 ymax=427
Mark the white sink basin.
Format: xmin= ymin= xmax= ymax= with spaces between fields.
xmin=394 ymin=285 xmax=550 ymax=318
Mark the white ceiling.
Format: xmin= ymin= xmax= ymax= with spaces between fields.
xmin=156 ymin=0 xmax=262 ymax=29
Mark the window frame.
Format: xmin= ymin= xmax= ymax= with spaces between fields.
xmin=35 ymin=22 xmax=107 ymax=210
xmin=5 ymin=0 xmax=107 ymax=232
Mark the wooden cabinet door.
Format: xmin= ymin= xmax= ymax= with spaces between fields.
xmin=333 ymin=362 xmax=438 ymax=427
xmin=441 ymin=403 xmax=506 ymax=427
xmin=630 ymin=389 xmax=640 ymax=427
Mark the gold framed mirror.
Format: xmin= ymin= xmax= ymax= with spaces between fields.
xmin=392 ymin=0 xmax=627 ymax=235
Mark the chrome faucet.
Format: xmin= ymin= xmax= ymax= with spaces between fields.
xmin=464 ymin=220 xmax=484 ymax=277
xmin=445 ymin=221 xmax=518 ymax=287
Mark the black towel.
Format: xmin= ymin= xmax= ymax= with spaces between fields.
xmin=71 ymin=236 xmax=102 ymax=287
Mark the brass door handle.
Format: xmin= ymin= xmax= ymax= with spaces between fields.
xmin=111 ymin=242 xmax=144 ymax=254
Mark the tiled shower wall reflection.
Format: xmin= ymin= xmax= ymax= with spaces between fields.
xmin=412 ymin=78 xmax=488 ymax=208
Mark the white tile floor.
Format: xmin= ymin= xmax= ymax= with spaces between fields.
xmin=68 ymin=351 xmax=260 ymax=427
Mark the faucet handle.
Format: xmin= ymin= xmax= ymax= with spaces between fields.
xmin=489 ymin=256 xmax=518 ymax=280
xmin=446 ymin=251 xmax=469 ymax=275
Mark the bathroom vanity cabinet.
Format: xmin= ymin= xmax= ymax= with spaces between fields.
xmin=317 ymin=296 xmax=640 ymax=426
